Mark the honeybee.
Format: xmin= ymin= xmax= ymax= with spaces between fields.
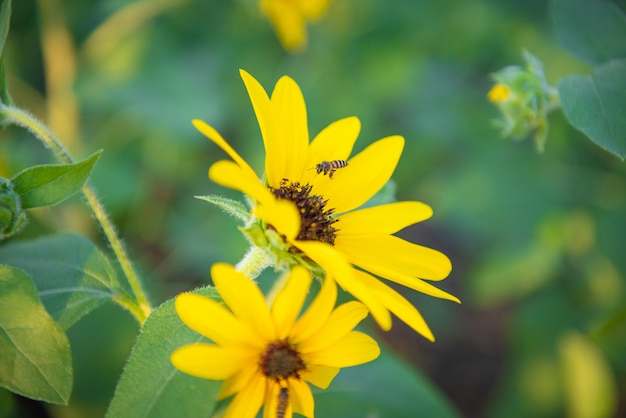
xmin=276 ymin=386 xmax=289 ymax=418
xmin=315 ymin=160 xmax=348 ymax=178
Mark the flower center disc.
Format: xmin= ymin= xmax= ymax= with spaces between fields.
xmin=271 ymin=179 xmax=338 ymax=245
xmin=260 ymin=340 xmax=306 ymax=381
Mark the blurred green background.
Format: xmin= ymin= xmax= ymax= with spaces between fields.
xmin=1 ymin=0 xmax=625 ymax=417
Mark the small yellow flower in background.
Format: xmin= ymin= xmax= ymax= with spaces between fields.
xmin=261 ymin=0 xmax=331 ymax=51
xmin=171 ymin=263 xmax=380 ymax=418
xmin=487 ymin=83 xmax=511 ymax=103
xmin=195 ymin=69 xmax=459 ymax=341
xmin=488 ymin=50 xmax=560 ymax=152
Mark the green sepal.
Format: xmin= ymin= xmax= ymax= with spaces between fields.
xmin=194 ymin=194 xmax=251 ymax=222
xmin=11 ymin=150 xmax=102 ymax=209
xmin=0 ymin=265 xmax=73 ymax=405
xmin=106 ymin=287 xmax=221 ymax=418
xmin=239 ymin=221 xmax=269 ymax=247
xmin=558 ymin=59 xmax=626 ymax=160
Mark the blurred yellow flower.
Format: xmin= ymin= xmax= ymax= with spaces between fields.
xmin=195 ymin=69 xmax=458 ymax=341
xmin=171 ymin=263 xmax=380 ymax=418
xmin=487 ymin=83 xmax=511 ymax=103
xmin=260 ymin=0 xmax=331 ymax=51
xmin=487 ymin=51 xmax=560 ymax=152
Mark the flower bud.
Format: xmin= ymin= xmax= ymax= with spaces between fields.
xmin=0 ymin=178 xmax=26 ymax=240
xmin=488 ymin=50 xmax=560 ymax=152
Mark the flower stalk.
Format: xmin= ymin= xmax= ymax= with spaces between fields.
xmin=0 ymin=103 xmax=151 ymax=323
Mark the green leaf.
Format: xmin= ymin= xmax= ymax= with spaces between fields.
xmin=106 ymin=288 xmax=220 ymax=418
xmin=558 ymin=59 xmax=626 ymax=160
xmin=0 ymin=55 xmax=10 ymax=106
xmin=0 ymin=0 xmax=12 ymax=106
xmin=0 ymin=233 xmax=127 ymax=330
xmin=11 ymin=150 xmax=102 ymax=209
xmin=552 ymin=0 xmax=626 ymax=65
xmin=0 ymin=265 xmax=72 ymax=404
xmin=0 ymin=0 xmax=10 ymax=58
xmin=315 ymin=346 xmax=461 ymax=417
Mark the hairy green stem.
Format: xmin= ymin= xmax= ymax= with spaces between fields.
xmin=1 ymin=104 xmax=151 ymax=322
xmin=235 ymin=245 xmax=272 ymax=279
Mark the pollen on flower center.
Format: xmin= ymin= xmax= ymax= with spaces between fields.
xmin=260 ymin=340 xmax=306 ymax=381
xmin=271 ymin=179 xmax=339 ymax=246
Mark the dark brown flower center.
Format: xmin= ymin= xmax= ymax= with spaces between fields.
xmin=271 ymin=179 xmax=339 ymax=246
xmin=260 ymin=340 xmax=306 ymax=381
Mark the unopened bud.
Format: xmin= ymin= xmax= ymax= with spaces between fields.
xmin=488 ymin=50 xmax=560 ymax=152
xmin=0 ymin=178 xmax=26 ymax=240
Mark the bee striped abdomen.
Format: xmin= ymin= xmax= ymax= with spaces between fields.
xmin=276 ymin=387 xmax=289 ymax=418
xmin=315 ymin=160 xmax=348 ymax=178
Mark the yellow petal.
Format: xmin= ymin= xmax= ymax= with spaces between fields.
xmin=253 ymin=198 xmax=301 ymax=241
xmin=337 ymin=201 xmax=433 ymax=236
xmin=261 ymin=0 xmax=307 ymax=51
xmin=354 ymin=269 xmax=434 ymax=341
xmin=269 ymin=75 xmax=310 ymax=186
xmin=487 ymin=83 xmax=511 ymax=102
xmin=223 ymin=371 xmax=266 ymax=418
xmin=240 ymin=69 xmax=282 ymax=185
xmin=352 ymin=251 xmax=460 ymax=302
xmin=305 ymin=331 xmax=380 ymax=368
xmin=293 ymin=240 xmax=392 ymax=330
xmin=174 ymin=293 xmax=259 ymax=347
xmin=211 ymin=263 xmax=276 ymax=341
xmin=336 ymin=234 xmax=452 ymax=282
xmin=302 ymin=364 xmax=340 ymax=389
xmin=289 ymin=378 xmax=314 ymax=417
xmin=171 ymin=343 xmax=254 ymax=380
xmin=297 ymin=301 xmax=368 ymax=354
xmin=209 ymin=160 xmax=271 ymax=204
xmin=219 ymin=363 xmax=259 ymax=400
xmin=295 ymin=0 xmax=331 ymax=20
xmin=299 ymin=116 xmax=361 ymax=184
xmin=263 ymin=381 xmax=288 ymax=418
xmin=312 ymin=135 xmax=404 ymax=214
xmin=271 ymin=266 xmax=312 ymax=339
xmin=192 ymin=119 xmax=258 ymax=181
xmin=291 ymin=276 xmax=337 ymax=344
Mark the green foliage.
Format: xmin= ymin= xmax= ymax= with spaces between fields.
xmin=551 ymin=0 xmax=626 ymax=159
xmin=315 ymin=347 xmax=461 ymax=417
xmin=0 ymin=0 xmax=11 ymax=106
xmin=11 ymin=150 xmax=102 ymax=209
xmin=0 ymin=233 xmax=130 ymax=330
xmin=0 ymin=265 xmax=72 ymax=405
xmin=0 ymin=0 xmax=625 ymax=416
xmin=558 ymin=60 xmax=626 ymax=160
xmin=552 ymin=0 xmax=626 ymax=66
xmin=106 ymin=288 xmax=220 ymax=418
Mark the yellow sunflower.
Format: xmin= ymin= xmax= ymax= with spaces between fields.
xmin=171 ymin=263 xmax=380 ymax=418
xmin=260 ymin=0 xmax=331 ymax=51
xmin=195 ymin=69 xmax=459 ymax=341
